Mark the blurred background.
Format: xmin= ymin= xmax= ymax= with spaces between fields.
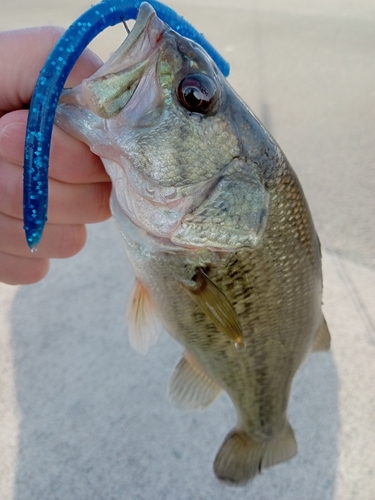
xmin=0 ymin=1 xmax=374 ymax=499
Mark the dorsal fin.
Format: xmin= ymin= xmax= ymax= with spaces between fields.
xmin=180 ymin=269 xmax=246 ymax=349
xmin=126 ymin=278 xmax=162 ymax=355
xmin=168 ymin=351 xmax=222 ymax=410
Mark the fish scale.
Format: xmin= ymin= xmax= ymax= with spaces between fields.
xmin=121 ymin=160 xmax=319 ymax=435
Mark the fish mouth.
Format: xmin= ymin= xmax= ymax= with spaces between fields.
xmin=59 ymin=3 xmax=166 ymax=118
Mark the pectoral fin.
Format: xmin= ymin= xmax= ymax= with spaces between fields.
xmin=168 ymin=351 xmax=222 ymax=410
xmin=180 ymin=269 xmax=245 ymax=349
xmin=126 ymin=278 xmax=162 ymax=355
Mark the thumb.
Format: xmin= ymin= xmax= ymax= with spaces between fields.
xmin=0 ymin=26 xmax=102 ymax=116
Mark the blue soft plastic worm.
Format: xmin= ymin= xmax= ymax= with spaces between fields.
xmin=23 ymin=0 xmax=230 ymax=249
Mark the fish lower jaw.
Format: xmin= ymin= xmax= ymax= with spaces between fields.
xmin=102 ymin=159 xmax=191 ymax=242
xmin=117 ymin=185 xmax=179 ymax=237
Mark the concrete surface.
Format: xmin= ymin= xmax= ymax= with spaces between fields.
xmin=0 ymin=1 xmax=374 ymax=499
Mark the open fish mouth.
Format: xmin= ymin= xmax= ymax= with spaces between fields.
xmin=59 ymin=3 xmax=167 ymax=119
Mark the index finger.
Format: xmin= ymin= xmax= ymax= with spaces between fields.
xmin=0 ymin=110 xmax=110 ymax=184
xmin=0 ymin=26 xmax=102 ymax=116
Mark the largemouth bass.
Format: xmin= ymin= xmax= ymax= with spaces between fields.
xmin=56 ymin=2 xmax=330 ymax=484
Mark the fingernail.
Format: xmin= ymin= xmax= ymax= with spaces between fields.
xmin=0 ymin=121 xmax=26 ymax=161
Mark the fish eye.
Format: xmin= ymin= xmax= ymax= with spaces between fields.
xmin=177 ymin=73 xmax=217 ymax=114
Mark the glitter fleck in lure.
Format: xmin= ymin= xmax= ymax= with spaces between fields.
xmin=23 ymin=0 xmax=229 ymax=249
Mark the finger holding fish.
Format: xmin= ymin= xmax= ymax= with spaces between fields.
xmin=0 ymin=26 xmax=111 ymax=284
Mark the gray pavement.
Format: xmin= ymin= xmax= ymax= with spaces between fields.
xmin=1 ymin=1 xmax=374 ymax=499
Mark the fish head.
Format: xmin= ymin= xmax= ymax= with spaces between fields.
xmin=56 ymin=2 xmax=274 ymax=250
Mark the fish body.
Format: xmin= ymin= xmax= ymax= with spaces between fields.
xmin=56 ymin=3 xmax=330 ymax=484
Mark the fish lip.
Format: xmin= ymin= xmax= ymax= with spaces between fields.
xmin=59 ymin=3 xmax=167 ymax=117
xmin=106 ymin=3 xmax=163 ymax=68
xmin=94 ymin=3 xmax=167 ymax=74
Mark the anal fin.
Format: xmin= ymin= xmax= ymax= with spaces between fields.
xmin=126 ymin=278 xmax=162 ymax=355
xmin=312 ymin=317 xmax=331 ymax=352
xmin=168 ymin=352 xmax=222 ymax=410
xmin=214 ymin=423 xmax=297 ymax=485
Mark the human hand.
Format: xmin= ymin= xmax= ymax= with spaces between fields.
xmin=0 ymin=27 xmax=111 ymax=285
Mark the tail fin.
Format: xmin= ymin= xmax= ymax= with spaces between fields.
xmin=213 ymin=423 xmax=297 ymax=485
